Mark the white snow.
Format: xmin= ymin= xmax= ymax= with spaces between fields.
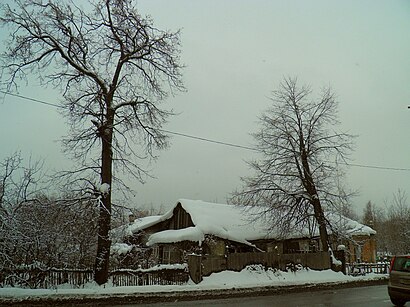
xmin=99 ymin=183 xmax=110 ymax=195
xmin=112 ymin=263 xmax=187 ymax=272
xmin=196 ymin=266 xmax=384 ymax=289
xmin=111 ymin=243 xmax=133 ymax=255
xmin=0 ymin=266 xmax=387 ymax=299
xmin=329 ymin=248 xmax=342 ymax=267
xmin=178 ymin=199 xmax=270 ymax=244
xmin=110 ymin=215 xmax=163 ymax=241
xmin=329 ymin=213 xmax=376 ymax=236
xmin=147 ymin=226 xmax=205 ymax=246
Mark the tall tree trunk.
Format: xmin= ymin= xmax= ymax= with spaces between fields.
xmin=311 ymin=198 xmax=330 ymax=251
xmin=299 ymin=142 xmax=330 ymax=253
xmin=94 ymin=109 xmax=114 ymax=285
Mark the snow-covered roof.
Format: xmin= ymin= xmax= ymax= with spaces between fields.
xmin=123 ymin=199 xmax=376 ymax=246
xmin=148 ymin=227 xmax=205 ymax=246
xmin=110 ymin=215 xmax=163 ymax=242
xmin=147 ymin=199 xmax=273 ymax=247
xmin=326 ymin=212 xmax=377 ymax=237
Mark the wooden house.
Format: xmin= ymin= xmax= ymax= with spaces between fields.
xmin=112 ymin=199 xmax=376 ymax=267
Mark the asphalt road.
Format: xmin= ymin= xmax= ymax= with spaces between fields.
xmin=131 ymin=285 xmax=396 ymax=307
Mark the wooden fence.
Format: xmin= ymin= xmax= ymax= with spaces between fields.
xmin=0 ymin=268 xmax=94 ymax=289
xmin=190 ymin=251 xmax=331 ymax=283
xmin=110 ymin=268 xmax=189 ymax=287
xmin=0 ymin=267 xmax=189 ymax=289
xmin=226 ymin=251 xmax=330 ymax=272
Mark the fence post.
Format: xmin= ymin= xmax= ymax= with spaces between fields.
xmin=335 ymin=246 xmax=347 ymax=274
xmin=187 ymin=254 xmax=202 ymax=284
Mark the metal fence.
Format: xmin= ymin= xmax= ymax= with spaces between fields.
xmin=347 ymin=262 xmax=390 ymax=276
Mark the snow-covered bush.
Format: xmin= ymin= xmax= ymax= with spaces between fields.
xmin=0 ymin=153 xmax=98 ymax=271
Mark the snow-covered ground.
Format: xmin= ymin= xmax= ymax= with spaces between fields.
xmin=0 ymin=265 xmax=388 ymax=300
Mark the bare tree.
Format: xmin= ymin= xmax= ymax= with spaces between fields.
xmin=363 ymin=202 xmax=388 ymax=257
xmin=0 ymin=152 xmax=45 ymax=270
xmin=0 ymin=153 xmax=98 ymax=272
xmin=362 ymin=201 xmax=375 ymax=227
xmin=0 ymin=0 xmax=184 ymax=284
xmin=232 ymin=77 xmax=354 ymax=255
xmin=13 ymin=194 xmax=99 ymax=269
xmin=385 ymin=190 xmax=410 ymax=254
xmin=363 ymin=193 xmax=410 ymax=257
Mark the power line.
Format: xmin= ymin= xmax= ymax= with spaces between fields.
xmin=0 ymin=90 xmax=62 ymax=108
xmin=159 ymin=129 xmax=258 ymax=151
xmin=344 ymin=162 xmax=410 ymax=172
xmin=2 ymin=90 xmax=410 ymax=172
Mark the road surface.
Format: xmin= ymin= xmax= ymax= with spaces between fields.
xmin=128 ymin=285 xmax=395 ymax=307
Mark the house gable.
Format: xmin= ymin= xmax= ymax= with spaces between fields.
xmin=169 ymin=203 xmax=194 ymax=230
xmin=127 ymin=203 xmax=194 ymax=245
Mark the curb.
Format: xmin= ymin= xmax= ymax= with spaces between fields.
xmin=0 ymin=277 xmax=388 ymax=306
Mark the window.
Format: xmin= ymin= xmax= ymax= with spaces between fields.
xmin=392 ymin=256 xmax=410 ymax=272
xmin=160 ymin=245 xmax=181 ymax=264
xmin=283 ymin=240 xmax=299 ymax=253
xmin=162 ymin=246 xmax=172 ymax=264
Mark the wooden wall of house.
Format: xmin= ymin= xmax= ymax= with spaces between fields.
xmin=203 ymin=237 xmax=226 ymax=256
xmin=266 ymin=242 xmax=283 ymax=254
xmin=348 ymin=235 xmax=376 ymax=263
xmin=169 ymin=203 xmax=194 ymax=230
xmin=328 ymin=233 xmax=377 ymax=264
xmin=362 ymin=237 xmax=376 ymax=262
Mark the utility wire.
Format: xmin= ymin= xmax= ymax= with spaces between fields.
xmin=343 ymin=162 xmax=410 ymax=172
xmin=2 ymin=90 xmax=410 ymax=172
xmin=0 ymin=90 xmax=62 ymax=108
xmin=159 ymin=129 xmax=258 ymax=151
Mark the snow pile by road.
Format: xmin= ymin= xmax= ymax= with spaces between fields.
xmin=0 ymin=265 xmax=387 ymax=299
xmin=196 ymin=265 xmax=382 ymax=290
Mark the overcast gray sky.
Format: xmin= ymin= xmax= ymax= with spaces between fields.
xmin=1 ymin=0 xmax=409 ymax=215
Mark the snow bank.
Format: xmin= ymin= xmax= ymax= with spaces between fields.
xmin=197 ymin=266 xmax=355 ymax=289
